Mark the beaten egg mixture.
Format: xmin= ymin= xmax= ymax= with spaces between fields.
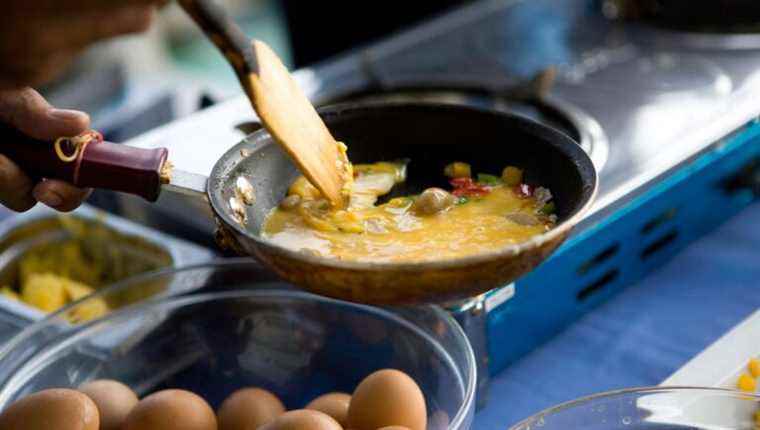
xmin=263 ymin=159 xmax=556 ymax=263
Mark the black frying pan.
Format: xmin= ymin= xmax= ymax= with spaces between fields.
xmin=214 ymin=102 xmax=598 ymax=304
xmin=0 ymin=102 xmax=597 ymax=304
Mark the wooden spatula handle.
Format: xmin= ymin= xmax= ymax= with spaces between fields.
xmin=178 ymin=0 xmax=347 ymax=206
xmin=177 ymin=0 xmax=258 ymax=82
xmin=0 ymin=124 xmax=168 ymax=202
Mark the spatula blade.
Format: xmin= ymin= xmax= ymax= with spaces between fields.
xmin=246 ymin=40 xmax=346 ymax=206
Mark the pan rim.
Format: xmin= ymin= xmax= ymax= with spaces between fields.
xmin=209 ymin=101 xmax=599 ymax=272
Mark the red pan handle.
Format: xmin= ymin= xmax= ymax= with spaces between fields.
xmin=0 ymin=124 xmax=168 ymax=202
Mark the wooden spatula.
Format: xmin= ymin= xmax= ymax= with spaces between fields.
xmin=178 ymin=0 xmax=346 ymax=206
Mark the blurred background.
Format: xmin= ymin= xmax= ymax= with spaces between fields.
xmin=39 ymin=0 xmax=471 ymax=142
xmin=6 ymin=2 xmax=760 ymax=428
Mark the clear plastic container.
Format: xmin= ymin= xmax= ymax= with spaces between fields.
xmin=0 ymin=260 xmax=476 ymax=430
xmin=510 ymin=386 xmax=760 ymax=430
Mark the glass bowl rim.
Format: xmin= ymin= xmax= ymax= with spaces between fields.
xmin=0 ymin=258 xmax=477 ymax=430
xmin=509 ymin=385 xmax=760 ymax=430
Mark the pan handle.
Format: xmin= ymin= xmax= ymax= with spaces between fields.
xmin=0 ymin=124 xmax=168 ymax=202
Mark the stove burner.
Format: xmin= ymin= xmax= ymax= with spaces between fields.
xmin=320 ymin=88 xmax=608 ymax=171
xmin=469 ymin=10 xmax=735 ymax=95
xmin=469 ymin=8 xmax=637 ymax=85
xmin=603 ymin=0 xmax=760 ymax=34
xmin=603 ymin=0 xmax=760 ymax=50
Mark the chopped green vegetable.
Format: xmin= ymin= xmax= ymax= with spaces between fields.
xmin=456 ymin=197 xmax=470 ymax=205
xmin=540 ymin=202 xmax=556 ymax=215
xmin=477 ymin=173 xmax=502 ymax=186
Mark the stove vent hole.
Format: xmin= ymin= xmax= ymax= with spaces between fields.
xmin=721 ymin=158 xmax=760 ymax=196
xmin=577 ymin=269 xmax=619 ymax=302
xmin=577 ymin=243 xmax=620 ymax=275
xmin=641 ymin=207 xmax=678 ymax=234
xmin=641 ymin=229 xmax=679 ymax=260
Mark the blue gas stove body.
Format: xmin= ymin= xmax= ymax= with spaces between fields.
xmin=489 ymin=120 xmax=760 ymax=372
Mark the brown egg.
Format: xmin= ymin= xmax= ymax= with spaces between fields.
xmin=305 ymin=392 xmax=351 ymax=426
xmin=0 ymin=388 xmax=99 ymax=430
xmin=378 ymin=427 xmax=411 ymax=430
xmin=78 ymin=379 xmax=138 ymax=430
xmin=122 ymin=389 xmax=216 ymax=430
xmin=260 ymin=409 xmax=343 ymax=430
xmin=347 ymin=369 xmax=426 ymax=430
xmin=218 ymin=387 xmax=285 ymax=430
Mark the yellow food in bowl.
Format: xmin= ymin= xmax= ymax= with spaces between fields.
xmin=263 ymin=161 xmax=556 ymax=263
xmin=20 ymin=274 xmax=109 ymax=322
xmin=0 ymin=215 xmax=171 ymax=322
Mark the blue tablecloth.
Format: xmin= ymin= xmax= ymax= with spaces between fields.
xmin=475 ymin=202 xmax=760 ymax=429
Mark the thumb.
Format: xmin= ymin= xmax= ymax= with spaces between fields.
xmin=0 ymin=87 xmax=90 ymax=140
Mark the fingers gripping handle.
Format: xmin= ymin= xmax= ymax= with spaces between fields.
xmin=0 ymin=125 xmax=168 ymax=202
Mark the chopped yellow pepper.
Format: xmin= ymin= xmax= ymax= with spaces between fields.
xmin=749 ymin=358 xmax=760 ymax=378
xmin=738 ymin=373 xmax=756 ymax=392
xmin=502 ymin=166 xmax=524 ymax=186
xmin=444 ymin=162 xmax=471 ymax=179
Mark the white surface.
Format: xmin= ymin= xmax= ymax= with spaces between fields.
xmin=638 ymin=390 xmax=756 ymax=430
xmin=662 ymin=308 xmax=760 ymax=388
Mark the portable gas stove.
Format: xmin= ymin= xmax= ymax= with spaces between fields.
xmin=116 ymin=0 xmax=760 ymax=404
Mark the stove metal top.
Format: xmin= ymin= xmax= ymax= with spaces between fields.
xmin=127 ymin=0 xmax=760 ymax=234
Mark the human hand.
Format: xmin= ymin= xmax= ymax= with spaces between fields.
xmin=0 ymin=88 xmax=92 ymax=212
xmin=0 ymin=0 xmax=165 ymax=89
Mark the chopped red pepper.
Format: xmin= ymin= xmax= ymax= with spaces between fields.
xmin=452 ymin=187 xmax=490 ymax=197
xmin=450 ymin=177 xmax=491 ymax=197
xmin=515 ymin=183 xmax=533 ymax=198
xmin=450 ymin=177 xmax=475 ymax=188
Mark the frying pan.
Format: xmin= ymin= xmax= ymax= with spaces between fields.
xmin=0 ymin=101 xmax=597 ymax=304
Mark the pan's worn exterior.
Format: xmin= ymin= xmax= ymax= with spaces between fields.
xmin=209 ymin=102 xmax=598 ymax=305
xmin=220 ymin=224 xmax=569 ymax=304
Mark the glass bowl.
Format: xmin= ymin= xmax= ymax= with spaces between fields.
xmin=510 ymin=386 xmax=760 ymax=430
xmin=0 ymin=259 xmax=476 ymax=430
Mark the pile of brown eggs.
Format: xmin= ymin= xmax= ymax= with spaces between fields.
xmin=0 ymin=369 xmax=435 ymax=430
